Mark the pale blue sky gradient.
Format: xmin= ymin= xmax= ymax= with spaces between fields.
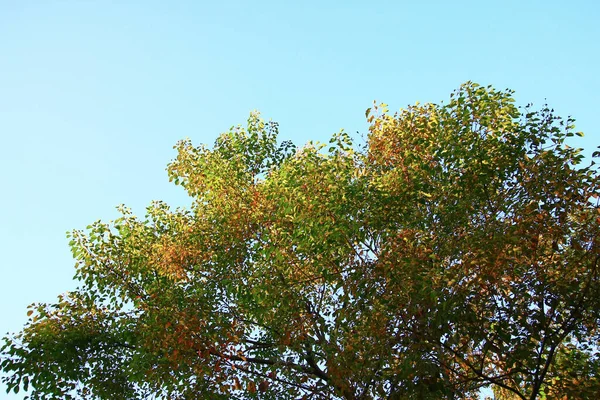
xmin=1 ymin=1 xmax=598 ymax=397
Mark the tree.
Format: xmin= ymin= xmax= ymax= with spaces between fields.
xmin=2 ymin=83 xmax=600 ymax=399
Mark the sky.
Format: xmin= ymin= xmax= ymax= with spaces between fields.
xmin=0 ymin=0 xmax=598 ymax=398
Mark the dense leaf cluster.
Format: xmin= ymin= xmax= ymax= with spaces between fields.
xmin=2 ymin=83 xmax=600 ymax=399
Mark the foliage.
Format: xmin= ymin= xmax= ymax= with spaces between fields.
xmin=2 ymin=84 xmax=600 ymax=399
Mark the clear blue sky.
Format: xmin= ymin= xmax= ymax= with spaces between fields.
xmin=1 ymin=1 xmax=598 ymax=397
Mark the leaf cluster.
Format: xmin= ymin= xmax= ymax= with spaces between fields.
xmin=2 ymin=83 xmax=600 ymax=399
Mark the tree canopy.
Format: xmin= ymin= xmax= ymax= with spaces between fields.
xmin=2 ymin=83 xmax=600 ymax=399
